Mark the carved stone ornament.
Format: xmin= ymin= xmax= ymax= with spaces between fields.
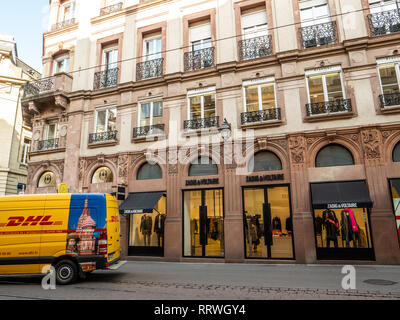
xmin=168 ymin=164 xmax=178 ymax=174
xmin=118 ymin=154 xmax=129 ymax=178
xmin=79 ymin=158 xmax=87 ymax=180
xmin=288 ymin=136 xmax=306 ymax=164
xmin=361 ymin=129 xmax=381 ymax=159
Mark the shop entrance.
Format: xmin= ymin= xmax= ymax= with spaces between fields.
xmin=243 ymin=185 xmax=294 ymax=259
xmin=183 ymin=189 xmax=224 ymax=257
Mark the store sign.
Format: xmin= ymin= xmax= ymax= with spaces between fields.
xmin=246 ymin=174 xmax=284 ymax=183
xmin=327 ymin=203 xmax=358 ymax=209
xmin=122 ymin=209 xmax=145 ymax=214
xmin=185 ymin=178 xmax=219 ymax=186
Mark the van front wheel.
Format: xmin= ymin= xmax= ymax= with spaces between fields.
xmin=55 ymin=260 xmax=78 ymax=285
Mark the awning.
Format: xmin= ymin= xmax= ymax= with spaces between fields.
xmin=119 ymin=191 xmax=165 ymax=214
xmin=311 ymin=181 xmax=373 ymax=209
xmin=390 ymin=179 xmax=400 ymax=196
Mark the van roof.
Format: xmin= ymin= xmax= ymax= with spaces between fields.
xmin=0 ymin=193 xmax=110 ymax=201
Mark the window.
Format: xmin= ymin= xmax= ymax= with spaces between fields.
xmin=91 ymin=167 xmax=113 ymax=184
xmin=38 ymin=171 xmax=56 ymax=188
xmin=95 ymin=107 xmax=117 ymax=133
xmin=143 ymin=35 xmax=162 ymax=61
xmin=61 ymin=1 xmax=75 ymax=22
xmin=187 ymin=88 xmax=216 ymax=120
xmin=368 ymin=0 xmax=400 ymax=35
xmin=243 ymin=79 xmax=277 ymax=112
xmin=241 ymin=7 xmax=268 ymax=40
xmin=315 ymin=144 xmax=354 ymax=167
xmin=53 ymin=55 xmax=70 ymax=74
xmin=377 ymin=59 xmax=400 ymax=106
xmin=189 ymin=157 xmax=218 ymax=176
xmin=300 ymin=0 xmax=330 ymax=27
xmin=369 ymin=0 xmax=398 ymax=13
xmin=21 ymin=138 xmax=31 ymax=164
xmin=249 ymin=151 xmax=282 ymax=172
xmin=137 ymin=163 xmax=162 ymax=180
xmin=393 ymin=141 xmax=400 ymax=162
xmin=139 ymin=101 xmax=163 ymax=127
xmin=189 ymin=21 xmax=212 ymax=52
xmin=45 ymin=122 xmax=59 ymax=140
xmin=102 ymin=45 xmax=118 ymax=71
xmin=306 ymin=68 xmax=345 ymax=104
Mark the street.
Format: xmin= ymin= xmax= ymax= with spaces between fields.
xmin=0 ymin=261 xmax=399 ymax=300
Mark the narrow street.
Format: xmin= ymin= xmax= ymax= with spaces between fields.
xmin=0 ymin=261 xmax=399 ymax=300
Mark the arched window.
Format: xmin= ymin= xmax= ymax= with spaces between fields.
xmin=189 ymin=156 xmax=218 ymax=176
xmin=315 ymin=144 xmax=354 ymax=167
xmin=92 ymin=166 xmax=113 ymax=184
xmin=393 ymin=142 xmax=400 ymax=162
xmin=248 ymin=151 xmax=282 ymax=172
xmin=137 ymin=162 xmax=162 ymax=180
xmin=38 ymin=171 xmax=57 ymax=188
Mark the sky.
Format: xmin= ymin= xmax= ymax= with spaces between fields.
xmin=0 ymin=0 xmax=50 ymax=73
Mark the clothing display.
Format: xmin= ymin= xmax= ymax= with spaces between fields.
xmin=341 ymin=210 xmax=358 ymax=248
xmin=314 ymin=216 xmax=323 ymax=235
xmin=285 ymin=217 xmax=293 ymax=233
xmin=154 ymin=213 xmax=166 ymax=247
xmin=272 ymin=217 xmax=282 ymax=231
xmin=140 ymin=214 xmax=153 ymax=246
xmin=322 ymin=209 xmax=339 ymax=248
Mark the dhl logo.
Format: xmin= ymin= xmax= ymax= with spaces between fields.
xmin=0 ymin=216 xmax=63 ymax=227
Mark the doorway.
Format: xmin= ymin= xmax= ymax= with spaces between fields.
xmin=243 ymin=185 xmax=294 ymax=259
xmin=183 ymin=189 xmax=224 ymax=257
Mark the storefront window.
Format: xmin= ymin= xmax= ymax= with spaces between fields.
xmin=38 ymin=171 xmax=56 ymax=188
xmin=315 ymin=144 xmax=354 ymax=167
xmin=91 ymin=167 xmax=113 ymax=184
xmin=313 ymin=208 xmax=372 ymax=249
xmin=389 ymin=179 xmax=400 ymax=245
xmin=183 ymin=189 xmax=224 ymax=257
xmin=129 ymin=195 xmax=166 ymax=252
xmin=243 ymin=186 xmax=294 ymax=259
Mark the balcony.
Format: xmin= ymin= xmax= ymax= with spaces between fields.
xmin=93 ymin=68 xmax=119 ymax=90
xmin=305 ymin=99 xmax=352 ymax=119
xmin=379 ymin=92 xmax=400 ymax=111
xmin=184 ymin=116 xmax=219 ymax=130
xmin=136 ymin=58 xmax=163 ymax=81
xmin=89 ymin=130 xmax=118 ymax=144
xmin=299 ymin=21 xmax=337 ymax=49
xmin=100 ymin=2 xmax=122 ymax=16
xmin=51 ymin=18 xmax=76 ymax=31
xmin=184 ymin=47 xmax=214 ymax=72
xmin=241 ymin=108 xmax=281 ymax=125
xmin=238 ymin=35 xmax=273 ymax=61
xmin=368 ymin=9 xmax=400 ymax=36
xmin=132 ymin=124 xmax=165 ymax=139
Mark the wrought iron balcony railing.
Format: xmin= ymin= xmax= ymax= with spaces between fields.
xmin=238 ymin=35 xmax=273 ymax=61
xmin=100 ymin=2 xmax=122 ymax=16
xmin=306 ymin=99 xmax=352 ymax=116
xmin=379 ymin=92 xmax=400 ymax=108
xmin=36 ymin=138 xmax=59 ymax=151
xmin=132 ymin=124 xmax=165 ymax=138
xmin=23 ymin=77 xmax=55 ymax=99
xmin=136 ymin=58 xmax=163 ymax=81
xmin=299 ymin=21 xmax=337 ymax=49
xmin=88 ymin=130 xmax=118 ymax=144
xmin=184 ymin=47 xmax=215 ymax=72
xmin=241 ymin=108 xmax=281 ymax=125
xmin=184 ymin=116 xmax=219 ymax=130
xmin=367 ymin=9 xmax=400 ymax=36
xmin=51 ymin=18 xmax=76 ymax=31
xmin=93 ymin=67 xmax=119 ymax=90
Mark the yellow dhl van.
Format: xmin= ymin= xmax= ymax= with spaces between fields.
xmin=0 ymin=193 xmax=121 ymax=284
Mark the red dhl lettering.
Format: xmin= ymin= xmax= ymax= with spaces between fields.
xmin=4 ymin=216 xmax=62 ymax=227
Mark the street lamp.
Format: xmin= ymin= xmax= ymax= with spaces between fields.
xmin=220 ymin=118 xmax=232 ymax=140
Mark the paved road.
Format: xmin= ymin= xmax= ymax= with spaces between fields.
xmin=0 ymin=261 xmax=399 ymax=300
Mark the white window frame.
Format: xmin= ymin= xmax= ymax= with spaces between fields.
xmin=95 ymin=105 xmax=117 ymax=133
xmin=143 ymin=35 xmax=162 ymax=61
xmin=45 ymin=122 xmax=59 ymax=140
xmin=242 ymin=77 xmax=277 ymax=112
xmin=299 ymin=0 xmax=331 ymax=27
xmin=53 ymin=54 xmax=70 ymax=74
xmin=21 ymin=138 xmax=31 ymax=165
xmin=241 ymin=8 xmax=268 ymax=40
xmin=305 ymin=66 xmax=346 ymax=104
xmin=187 ymin=87 xmax=216 ymax=120
xmin=102 ymin=45 xmax=118 ymax=71
xmin=377 ymin=57 xmax=400 ymax=95
xmin=369 ymin=0 xmax=398 ymax=13
xmin=60 ymin=1 xmax=75 ymax=22
xmin=189 ymin=21 xmax=212 ymax=52
xmin=138 ymin=100 xmax=163 ymax=127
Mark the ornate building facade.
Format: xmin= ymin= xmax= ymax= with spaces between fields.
xmin=23 ymin=0 xmax=400 ymax=264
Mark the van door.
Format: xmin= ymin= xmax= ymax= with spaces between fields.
xmin=106 ymin=194 xmax=120 ymax=262
xmin=0 ymin=195 xmax=45 ymax=274
xmin=39 ymin=194 xmax=71 ymax=273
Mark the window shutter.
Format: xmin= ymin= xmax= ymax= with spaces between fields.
xmin=189 ymin=22 xmax=211 ymax=43
xmin=241 ymin=9 xmax=267 ymax=29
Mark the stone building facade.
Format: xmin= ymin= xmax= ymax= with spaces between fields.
xmin=22 ymin=0 xmax=400 ymax=264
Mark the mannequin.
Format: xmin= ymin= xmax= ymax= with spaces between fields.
xmin=154 ymin=213 xmax=166 ymax=247
xmin=140 ymin=214 xmax=152 ymax=246
xmin=340 ymin=209 xmax=358 ymax=248
xmin=322 ymin=209 xmax=339 ymax=248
